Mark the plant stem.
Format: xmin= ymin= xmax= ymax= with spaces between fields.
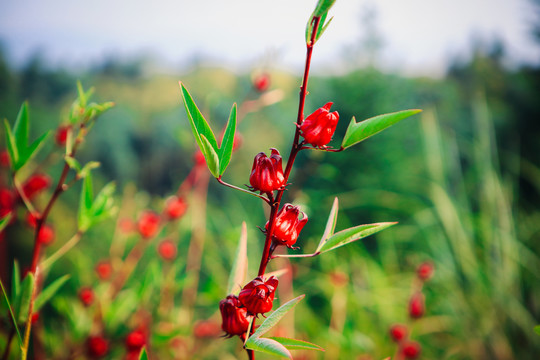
xmin=216 ymin=177 xmax=270 ymax=204
xmin=257 ymin=16 xmax=321 ymax=277
xmin=40 ymin=230 xmax=84 ymax=270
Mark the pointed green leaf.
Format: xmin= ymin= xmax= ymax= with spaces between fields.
xmin=138 ymin=347 xmax=149 ymax=360
xmin=0 ymin=278 xmax=23 ymax=346
xmin=78 ymin=161 xmax=101 ymax=179
xmin=341 ymin=109 xmax=422 ymax=149
xmin=250 ymin=295 xmax=305 ymax=339
xmin=318 ymin=222 xmax=397 ymax=254
xmin=78 ymin=174 xmax=94 ymax=231
xmin=316 ymin=197 xmax=339 ymax=253
xmin=534 ymin=325 xmax=540 ymax=336
xmin=179 ymin=82 xmax=219 ymax=153
xmin=246 ymin=337 xmax=292 ymax=359
xmin=218 ymin=103 xmax=237 ymax=175
xmin=15 ymin=273 xmax=35 ymax=324
xmin=24 ymin=130 xmax=50 ymax=165
xmin=11 ymin=260 xmax=20 ymax=303
xmin=0 ymin=213 xmax=12 ymax=233
xmin=64 ymin=156 xmax=81 ymax=171
xmin=227 ymin=222 xmax=248 ymax=295
xmin=305 ymin=0 xmax=336 ymax=44
xmin=34 ymin=275 xmax=70 ymax=312
xmin=269 ymin=337 xmax=325 ymax=352
xmin=14 ymin=102 xmax=29 ymax=150
xmin=200 ymin=134 xmax=220 ymax=178
xmin=4 ymin=119 xmax=19 ymax=169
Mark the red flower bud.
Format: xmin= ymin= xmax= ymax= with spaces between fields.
xmin=416 ymin=261 xmax=435 ymax=281
xmin=266 ymin=204 xmax=308 ymax=248
xmin=137 ymin=210 xmax=161 ymax=239
xmin=253 ymin=73 xmax=270 ymax=92
xmin=165 ymin=196 xmax=187 ymax=220
xmin=87 ymin=335 xmax=109 ymax=358
xmin=79 ymin=287 xmax=95 ymax=307
xmin=389 ymin=324 xmax=408 ymax=343
xmin=22 ymin=174 xmax=51 ymax=200
xmin=219 ymin=294 xmax=250 ymax=337
xmin=239 ymin=276 xmax=278 ymax=315
xmin=158 ymin=239 xmax=177 ymax=261
xmin=37 ymin=224 xmax=55 ymax=245
xmin=402 ymin=340 xmax=421 ymax=359
xmin=31 ymin=312 xmax=40 ymax=324
xmin=249 ymin=148 xmax=285 ymax=194
xmin=55 ymin=125 xmax=71 ymax=147
xmin=125 ymin=329 xmax=146 ymax=351
xmin=0 ymin=150 xmax=10 ymax=167
xmin=300 ymin=102 xmax=339 ymax=148
xmin=95 ymin=260 xmax=113 ymax=280
xmin=408 ymin=292 xmax=425 ymax=319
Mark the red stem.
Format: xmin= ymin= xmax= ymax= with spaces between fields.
xmin=257 ymin=16 xmax=321 ymax=277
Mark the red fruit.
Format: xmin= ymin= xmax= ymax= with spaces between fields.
xmin=95 ymin=260 xmax=113 ymax=280
xmin=87 ymin=335 xmax=109 ymax=358
xmin=165 ymin=196 xmax=187 ymax=220
xmin=79 ymin=287 xmax=94 ymax=307
xmin=26 ymin=212 xmax=40 ymax=228
xmin=55 ymin=125 xmax=71 ymax=147
xmin=125 ymin=329 xmax=146 ymax=351
xmin=402 ymin=340 xmax=421 ymax=359
xmin=416 ymin=261 xmax=435 ymax=281
xmin=158 ymin=239 xmax=177 ymax=261
xmin=37 ymin=225 xmax=55 ymax=245
xmin=300 ymin=102 xmax=339 ymax=148
xmin=249 ymin=148 xmax=285 ymax=194
xmin=266 ymin=203 xmax=308 ymax=248
xmin=31 ymin=312 xmax=40 ymax=324
xmin=137 ymin=210 xmax=161 ymax=239
xmin=0 ymin=150 xmax=10 ymax=167
xmin=22 ymin=174 xmax=51 ymax=200
xmin=408 ymin=292 xmax=425 ymax=319
xmin=239 ymin=276 xmax=278 ymax=315
xmin=253 ymin=73 xmax=270 ymax=92
xmin=389 ymin=324 xmax=408 ymax=343
xmin=219 ymin=294 xmax=250 ymax=336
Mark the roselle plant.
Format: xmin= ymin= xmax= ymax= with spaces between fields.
xmin=179 ymin=0 xmax=421 ymax=358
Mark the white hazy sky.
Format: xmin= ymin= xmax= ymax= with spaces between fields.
xmin=0 ymin=0 xmax=539 ymax=76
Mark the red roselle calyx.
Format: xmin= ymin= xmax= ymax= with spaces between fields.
xmin=300 ymin=102 xmax=339 ymax=148
xmin=79 ymin=287 xmax=95 ymax=307
xmin=408 ymin=292 xmax=425 ymax=319
xmin=416 ymin=261 xmax=435 ymax=281
xmin=266 ymin=204 xmax=308 ymax=248
xmin=125 ymin=329 xmax=146 ymax=351
xmin=389 ymin=323 xmax=408 ymax=343
xmin=55 ymin=125 xmax=71 ymax=146
xmin=165 ymin=196 xmax=187 ymax=220
xmin=253 ymin=73 xmax=270 ymax=92
xmin=402 ymin=340 xmax=421 ymax=359
xmin=87 ymin=335 xmax=109 ymax=358
xmin=239 ymin=276 xmax=278 ymax=315
xmin=22 ymin=173 xmax=51 ymax=200
xmin=219 ymin=294 xmax=250 ymax=337
xmin=137 ymin=210 xmax=161 ymax=239
xmin=249 ymin=148 xmax=285 ymax=194
xmin=95 ymin=260 xmax=113 ymax=280
xmin=158 ymin=239 xmax=177 ymax=261
xmin=37 ymin=224 xmax=55 ymax=245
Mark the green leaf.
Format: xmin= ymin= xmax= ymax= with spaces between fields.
xmin=4 ymin=118 xmax=19 ymax=168
xmin=200 ymin=134 xmax=220 ymax=178
xmin=34 ymin=275 xmax=70 ymax=312
xmin=0 ymin=277 xmax=23 ymax=346
xmin=227 ymin=222 xmax=248 ymax=295
xmin=15 ymin=273 xmax=35 ymax=324
xmin=316 ymin=197 xmax=339 ymax=253
xmin=11 ymin=261 xmax=20 ymax=303
xmin=268 ymin=337 xmax=324 ymax=352
xmin=318 ymin=222 xmax=397 ymax=254
xmin=250 ymin=295 xmax=305 ymax=339
xmin=0 ymin=213 xmax=12 ymax=233
xmin=218 ymin=103 xmax=237 ymax=175
xmin=24 ymin=130 xmax=50 ymax=165
xmin=78 ymin=161 xmax=101 ymax=179
xmin=305 ymin=0 xmax=336 ymax=45
xmin=179 ymin=82 xmax=219 ymax=152
xmin=138 ymin=347 xmax=149 ymax=360
xmin=14 ymin=102 xmax=29 ymax=151
xmin=341 ymin=109 xmax=422 ymax=149
xmin=535 ymin=325 xmax=540 ymax=336
xmin=246 ymin=337 xmax=292 ymax=359
xmin=78 ymin=174 xmax=116 ymax=231
xmin=78 ymin=174 xmax=94 ymax=231
xmin=64 ymin=156 xmax=81 ymax=171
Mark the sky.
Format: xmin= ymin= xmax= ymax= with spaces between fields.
xmin=0 ymin=0 xmax=539 ymax=77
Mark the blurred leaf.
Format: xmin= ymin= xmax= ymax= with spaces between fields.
xmin=3 ymin=102 xmax=50 ymax=172
xmin=249 ymin=295 xmax=305 ymax=339
xmin=200 ymin=134 xmax=220 ymax=178
xmin=218 ymin=103 xmax=237 ymax=176
xmin=268 ymin=337 xmax=324 ymax=352
xmin=0 ymin=212 xmax=12 ymax=232
xmin=246 ymin=337 xmax=291 ymax=359
xmin=305 ymin=0 xmax=335 ymax=45
xmin=318 ymin=222 xmax=397 ymax=254
xmin=138 ymin=347 xmax=149 ymax=360
xmin=78 ymin=173 xmax=116 ymax=231
xmin=64 ymin=156 xmax=81 ymax=171
xmin=78 ymin=161 xmax=101 ymax=179
xmin=316 ymin=197 xmax=339 ymax=252
xmin=152 ymin=328 xmax=183 ymax=346
xmin=341 ymin=109 xmax=422 ymax=149
xmin=535 ymin=325 xmax=540 ymax=336
xmin=15 ymin=273 xmax=35 ymax=324
xmin=11 ymin=260 xmax=20 ymax=303
xmin=0 ymin=277 xmax=23 ymax=346
xmin=105 ymin=289 xmax=138 ymax=330
xmin=227 ymin=222 xmax=248 ymax=295
xmin=34 ymin=275 xmax=70 ymax=312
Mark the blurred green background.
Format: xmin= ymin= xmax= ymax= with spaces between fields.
xmin=1 ymin=6 xmax=540 ymax=359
